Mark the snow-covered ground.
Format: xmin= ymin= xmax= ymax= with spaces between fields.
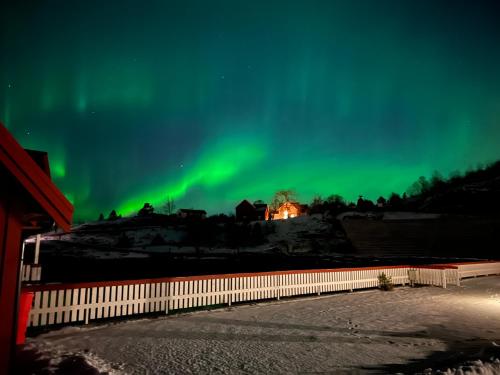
xmin=21 ymin=277 xmax=500 ymax=374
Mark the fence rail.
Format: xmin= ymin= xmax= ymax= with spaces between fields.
xmin=23 ymin=262 xmax=500 ymax=328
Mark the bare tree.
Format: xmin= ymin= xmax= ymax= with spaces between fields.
xmin=162 ymin=196 xmax=176 ymax=215
xmin=270 ymin=189 xmax=296 ymax=211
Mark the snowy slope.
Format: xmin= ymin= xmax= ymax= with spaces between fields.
xmin=26 ymin=214 xmax=346 ymax=260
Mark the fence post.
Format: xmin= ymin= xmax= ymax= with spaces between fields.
xmin=85 ymin=287 xmax=90 ymax=324
xmin=165 ymin=282 xmax=169 ymax=315
xmin=408 ymin=269 xmax=414 ymax=287
xmin=277 ymin=275 xmax=280 ymax=301
xmin=442 ymin=269 xmax=447 ymax=289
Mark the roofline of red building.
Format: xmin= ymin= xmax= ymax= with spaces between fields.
xmin=0 ymin=123 xmax=73 ymax=232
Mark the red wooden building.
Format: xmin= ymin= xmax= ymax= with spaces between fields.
xmin=235 ymin=199 xmax=269 ymax=221
xmin=0 ymin=123 xmax=73 ymax=372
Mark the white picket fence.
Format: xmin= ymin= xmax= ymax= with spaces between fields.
xmin=23 ymin=262 xmax=500 ymax=328
xmin=409 ymin=266 xmax=460 ymax=288
xmin=25 ymin=266 xmax=410 ymax=327
xmin=453 ymin=262 xmax=500 ymax=279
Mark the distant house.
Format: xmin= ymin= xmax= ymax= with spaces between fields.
xmin=377 ymin=196 xmax=386 ymax=208
xmin=235 ymin=200 xmax=269 ymax=221
xmin=177 ymin=208 xmax=207 ymax=219
xmin=272 ymin=201 xmax=307 ymax=220
xmin=236 ymin=200 xmax=255 ymax=221
xmin=253 ymin=200 xmax=269 ymax=220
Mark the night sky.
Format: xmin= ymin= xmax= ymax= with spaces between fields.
xmin=2 ymin=1 xmax=500 ymax=220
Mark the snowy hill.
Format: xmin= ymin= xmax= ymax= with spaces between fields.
xmin=27 ymin=214 xmax=348 ymax=258
xmin=24 ymin=214 xmax=354 ymax=282
xmin=25 ymin=211 xmax=497 ymax=283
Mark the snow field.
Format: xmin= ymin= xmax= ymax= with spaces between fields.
xmin=26 ymin=277 xmax=500 ymax=374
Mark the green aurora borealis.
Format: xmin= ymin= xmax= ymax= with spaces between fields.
xmin=2 ymin=0 xmax=500 ymax=220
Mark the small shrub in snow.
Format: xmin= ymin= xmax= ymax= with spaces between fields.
xmin=378 ymin=272 xmax=394 ymax=291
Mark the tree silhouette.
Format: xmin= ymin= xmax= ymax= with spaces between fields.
xmin=428 ymin=170 xmax=447 ymax=194
xmin=162 ymin=196 xmax=176 ymax=215
xmin=356 ymin=195 xmax=364 ymax=209
xmin=108 ymin=209 xmax=118 ymax=221
xmin=357 ymin=196 xmax=374 ymax=212
xmin=407 ymin=176 xmax=431 ymax=196
xmin=310 ymin=195 xmax=324 ymax=214
xmin=138 ymin=203 xmax=154 ymax=216
xmin=388 ymin=193 xmax=402 ymax=209
xmin=326 ymin=194 xmax=345 ymax=206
